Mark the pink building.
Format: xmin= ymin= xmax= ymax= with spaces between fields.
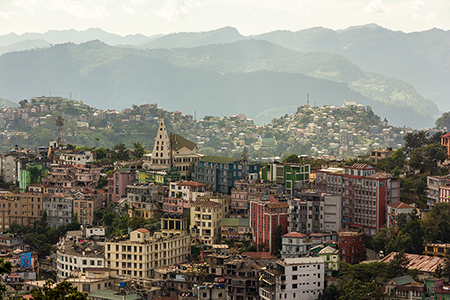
xmin=108 ymin=168 xmax=136 ymax=203
xmin=440 ymin=184 xmax=450 ymax=203
xmin=161 ymin=197 xmax=190 ymax=213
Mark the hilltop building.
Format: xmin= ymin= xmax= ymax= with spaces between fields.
xmin=369 ymin=147 xmax=394 ymax=165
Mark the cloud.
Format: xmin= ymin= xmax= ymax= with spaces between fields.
xmin=153 ymin=0 xmax=197 ymax=21
xmin=412 ymin=12 xmax=437 ymax=20
xmin=48 ymin=0 xmax=111 ymax=19
xmin=0 ymin=11 xmax=17 ymax=19
xmin=413 ymin=0 xmax=425 ymax=9
xmin=122 ymin=4 xmax=137 ymax=15
xmin=366 ymin=0 xmax=390 ymax=13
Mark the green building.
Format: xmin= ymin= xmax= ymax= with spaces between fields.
xmin=19 ymin=163 xmax=45 ymax=192
xmin=261 ymin=163 xmax=310 ymax=194
xmin=137 ymin=167 xmax=180 ymax=185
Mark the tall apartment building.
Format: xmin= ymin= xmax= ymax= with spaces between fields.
xmin=190 ymin=201 xmax=224 ymax=245
xmin=288 ymin=192 xmax=342 ymax=234
xmin=316 ymin=163 xmax=400 ymax=235
xmin=259 ymin=257 xmax=325 ymax=300
xmin=231 ymin=181 xmax=277 ymax=218
xmin=107 ymin=168 xmax=136 ymax=203
xmin=0 ymin=192 xmax=46 ymax=229
xmin=261 ymin=163 xmax=311 ymax=195
xmin=73 ymin=190 xmax=106 ymax=225
xmin=427 ymin=175 xmax=450 ymax=204
xmin=42 ymin=164 xmax=102 ymax=194
xmin=126 ymin=183 xmax=160 ymax=218
xmin=250 ymin=195 xmax=289 ymax=253
xmin=224 ymin=256 xmax=264 ymax=300
xmin=43 ymin=194 xmax=73 ymax=228
xmin=338 ymin=231 xmax=365 ymax=264
xmin=105 ymin=227 xmax=190 ymax=278
xmin=192 ymin=156 xmax=260 ymax=195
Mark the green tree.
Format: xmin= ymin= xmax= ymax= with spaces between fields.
xmin=0 ymin=258 xmax=12 ymax=300
xmin=94 ymin=147 xmax=107 ymax=160
xmin=385 ymin=251 xmax=410 ymax=279
xmin=319 ymin=284 xmax=340 ymax=300
xmin=339 ymin=279 xmax=382 ymax=300
xmin=31 ymin=280 xmax=88 ymax=300
xmin=403 ymin=131 xmax=430 ymax=155
xmin=273 ymin=225 xmax=283 ymax=254
xmin=436 ymin=112 xmax=450 ymax=129
xmin=111 ymin=143 xmax=129 ymax=161
xmin=131 ymin=141 xmax=146 ymax=159
xmin=282 ymin=154 xmax=301 ymax=163
xmin=372 ymin=227 xmax=392 ymax=254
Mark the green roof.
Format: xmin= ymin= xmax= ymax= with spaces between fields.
xmin=220 ymin=218 xmax=250 ymax=227
xmin=392 ymin=275 xmax=414 ymax=286
xmin=170 ymin=133 xmax=196 ymax=151
xmin=201 ymin=156 xmax=236 ymax=164
xmin=117 ymin=168 xmax=132 ymax=174
xmin=88 ymin=290 xmax=141 ymax=300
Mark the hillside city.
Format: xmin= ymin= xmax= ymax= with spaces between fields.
xmin=0 ymin=96 xmax=449 ymax=300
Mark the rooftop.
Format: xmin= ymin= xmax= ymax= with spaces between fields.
xmin=282 ymin=232 xmax=307 ymax=238
xmin=88 ymin=289 xmax=141 ymax=300
xmin=170 ymin=133 xmax=197 ymax=151
xmin=387 ymin=202 xmax=415 ymax=209
xmin=191 ymin=201 xmax=221 ymax=207
xmin=177 ymin=181 xmax=208 ymax=188
xmin=200 ymin=156 xmax=236 ymax=164
xmin=280 ymin=257 xmax=325 ymax=266
xmin=380 ymin=252 xmax=444 ymax=273
xmin=220 ymin=218 xmax=250 ymax=227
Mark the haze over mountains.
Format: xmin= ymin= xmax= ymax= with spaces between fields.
xmin=0 ymin=25 xmax=448 ymax=128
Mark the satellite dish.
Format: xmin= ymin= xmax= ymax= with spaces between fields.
xmin=142 ymin=163 xmax=151 ymax=171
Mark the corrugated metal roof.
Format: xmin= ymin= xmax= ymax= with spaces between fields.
xmin=212 ymin=245 xmax=229 ymax=249
xmin=380 ymin=252 xmax=444 ymax=273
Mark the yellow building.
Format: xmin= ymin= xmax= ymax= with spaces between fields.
xmin=190 ymin=201 xmax=224 ymax=245
xmin=424 ymin=243 xmax=450 ymax=257
xmin=105 ymin=227 xmax=190 ymax=278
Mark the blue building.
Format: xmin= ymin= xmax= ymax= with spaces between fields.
xmin=192 ymin=156 xmax=260 ymax=194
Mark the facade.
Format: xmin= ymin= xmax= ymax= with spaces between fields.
xmin=424 ymin=243 xmax=450 ymax=257
xmin=53 ymin=150 xmax=94 ymax=165
xmin=126 ymin=183 xmax=160 ymax=217
xmin=169 ymin=181 xmax=209 ymax=201
xmin=224 ymin=257 xmax=264 ymax=300
xmin=440 ymin=184 xmax=450 ymax=203
xmin=427 ymin=175 xmax=450 ymax=204
xmin=190 ymin=201 xmax=224 ymax=245
xmin=192 ymin=156 xmax=260 ymax=195
xmin=317 ymin=246 xmax=340 ymax=277
xmin=261 ymin=163 xmax=311 ymax=194
xmin=280 ymin=232 xmax=337 ymax=259
xmin=316 ymin=163 xmax=400 ymax=235
xmin=42 ymin=164 xmax=102 ymax=193
xmin=56 ymin=237 xmax=105 ymax=281
xmin=107 ymin=168 xmax=136 ymax=203
xmin=105 ymin=228 xmax=190 ymax=278
xmin=386 ymin=201 xmax=416 ymax=231
xmin=441 ymin=132 xmax=450 ymax=158
xmin=43 ymin=194 xmax=73 ymax=228
xmin=73 ymin=190 xmax=106 ymax=225
xmin=338 ymin=231 xmax=365 ymax=264
xmin=219 ymin=218 xmax=251 ymax=240
xmin=369 ymin=147 xmax=394 ymax=165
xmin=287 ymin=192 xmax=342 ymax=234
xmin=0 ymin=192 xmax=46 ymax=229
xmin=250 ymin=195 xmax=289 ymax=253
xmin=259 ymin=257 xmax=325 ymax=300
xmin=231 ymin=181 xmax=276 ymax=218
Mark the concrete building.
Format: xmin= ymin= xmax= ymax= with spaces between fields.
xmin=42 ymin=164 xmax=102 ymax=194
xmin=369 ymin=147 xmax=394 ymax=165
xmin=0 ymin=192 xmax=46 ymax=229
xmin=259 ymin=257 xmax=325 ymax=300
xmin=43 ymin=194 xmax=73 ymax=228
xmin=441 ymin=132 xmax=450 ymax=159
xmin=386 ymin=202 xmax=417 ymax=231
xmin=316 ymin=163 xmax=400 ymax=235
xmin=169 ymin=181 xmax=209 ymax=201
xmin=261 ymin=163 xmax=311 ymax=195
xmin=107 ymin=168 xmax=136 ymax=204
xmin=427 ymin=175 xmax=450 ymax=204
xmin=56 ymin=237 xmax=105 ymax=281
xmin=53 ymin=150 xmax=95 ymax=166
xmin=338 ymin=231 xmax=365 ymax=264
xmin=192 ymin=156 xmax=260 ymax=195
xmin=126 ymin=183 xmax=160 ymax=218
xmin=73 ymin=190 xmax=106 ymax=225
xmin=280 ymin=232 xmax=337 ymax=259
xmin=440 ymin=184 xmax=450 ymax=203
xmin=219 ymin=218 xmax=251 ymax=241
xmin=317 ymin=246 xmax=340 ymax=277
xmin=105 ymin=227 xmax=190 ymax=278
xmin=224 ymin=256 xmax=264 ymax=300
xmin=250 ymin=195 xmax=289 ymax=253
xmin=287 ymin=192 xmax=342 ymax=234
xmin=190 ymin=201 xmax=224 ymax=245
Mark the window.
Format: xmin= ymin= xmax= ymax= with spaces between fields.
xmin=292 ymin=275 xmax=297 ymax=280
xmin=292 ymin=284 xmax=297 ymax=289
xmin=292 ymin=266 xmax=298 ymax=271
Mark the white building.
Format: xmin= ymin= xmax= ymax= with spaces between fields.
xmin=169 ymin=180 xmax=209 ymax=201
xmin=55 ymin=150 xmax=94 ymax=165
xmin=83 ymin=226 xmax=106 ymax=238
xmin=260 ymin=257 xmax=325 ymax=300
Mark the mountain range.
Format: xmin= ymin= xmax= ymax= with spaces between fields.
xmin=0 ymin=25 xmax=448 ymax=128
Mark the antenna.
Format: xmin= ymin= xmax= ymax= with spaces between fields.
xmin=70 ymin=92 xmax=72 ymax=100
xmin=194 ymin=111 xmax=197 ymax=121
xmin=307 ymin=93 xmax=309 ymax=106
xmin=56 ymin=115 xmax=64 ymax=147
xmin=241 ymin=147 xmax=248 ymax=180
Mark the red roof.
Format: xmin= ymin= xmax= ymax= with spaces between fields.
xmin=266 ymin=202 xmax=289 ymax=209
xmin=387 ymin=201 xmax=415 ymax=209
xmin=177 ymin=181 xmax=208 ymax=188
xmin=135 ymin=228 xmax=149 ymax=233
xmin=348 ymin=163 xmax=373 ymax=170
xmin=283 ymin=232 xmax=307 ymax=238
xmin=442 ymin=132 xmax=450 ymax=138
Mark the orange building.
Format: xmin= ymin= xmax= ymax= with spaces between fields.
xmin=0 ymin=192 xmax=47 ymax=229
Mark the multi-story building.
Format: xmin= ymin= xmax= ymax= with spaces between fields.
xmin=386 ymin=201 xmax=416 ymax=231
xmin=52 ymin=150 xmax=95 ymax=166
xmin=231 ymin=181 xmax=278 ymax=218
xmin=440 ymin=184 xmax=450 ymax=203
xmin=42 ymin=164 xmax=102 ymax=193
xmin=126 ymin=183 xmax=160 ymax=218
xmin=73 ymin=190 xmax=106 ymax=225
xmin=143 ymin=118 xmax=204 ymax=178
xmin=192 ymin=156 xmax=260 ymax=195
xmin=169 ymin=180 xmax=209 ymax=201
xmin=0 ymin=192 xmax=46 ymax=229
xmin=56 ymin=236 xmax=105 ymax=281
xmin=316 ymin=163 xmax=400 ymax=235
xmin=43 ymin=194 xmax=73 ymax=228
xmin=441 ymin=132 xmax=450 ymax=159
xmin=424 ymin=243 xmax=450 ymax=257
xmin=427 ymin=175 xmax=450 ymax=204
xmin=280 ymin=232 xmax=337 ymax=259
xmin=250 ymin=195 xmax=289 ymax=253
xmin=219 ymin=218 xmax=251 ymax=240
xmin=287 ymin=192 xmax=342 ymax=234
xmin=107 ymin=168 xmax=136 ymax=203
xmin=369 ymin=147 xmax=394 ymax=165
xmin=338 ymin=231 xmax=365 ymax=264
xmin=259 ymin=257 xmax=325 ymax=300
xmin=190 ymin=201 xmax=224 ymax=245
xmin=317 ymin=246 xmax=340 ymax=277
xmin=224 ymin=257 xmax=264 ymax=300
xmin=105 ymin=227 xmax=190 ymax=278
xmin=261 ymin=163 xmax=311 ymax=195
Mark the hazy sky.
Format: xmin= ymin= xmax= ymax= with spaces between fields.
xmin=0 ymin=0 xmax=449 ymax=36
